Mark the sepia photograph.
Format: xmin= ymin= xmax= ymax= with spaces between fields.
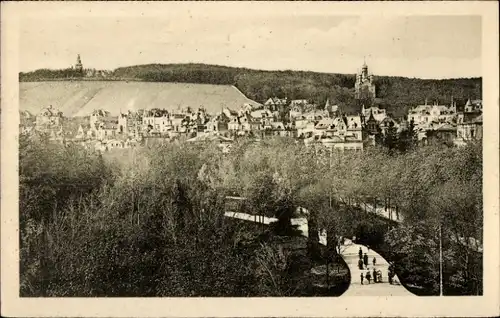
xmin=1 ymin=1 xmax=499 ymax=317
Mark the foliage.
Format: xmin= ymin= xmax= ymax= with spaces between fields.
xmin=19 ymin=68 xmax=83 ymax=81
xmin=21 ymin=63 xmax=482 ymax=118
xmin=19 ymin=135 xmax=482 ymax=296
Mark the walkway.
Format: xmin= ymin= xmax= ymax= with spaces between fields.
xmin=341 ymin=240 xmax=414 ymax=296
xmin=224 ymin=211 xmax=415 ymax=296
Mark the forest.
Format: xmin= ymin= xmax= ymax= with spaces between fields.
xmin=20 ymin=63 xmax=482 ymax=118
xmin=20 ymin=134 xmax=482 ymax=297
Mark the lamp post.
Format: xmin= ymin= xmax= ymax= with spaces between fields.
xmin=439 ymin=222 xmax=443 ymax=296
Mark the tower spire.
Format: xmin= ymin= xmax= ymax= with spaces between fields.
xmin=75 ymin=54 xmax=83 ymax=72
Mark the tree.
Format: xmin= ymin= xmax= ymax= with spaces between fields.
xmin=382 ymin=121 xmax=398 ymax=152
xmin=398 ymin=119 xmax=417 ymax=152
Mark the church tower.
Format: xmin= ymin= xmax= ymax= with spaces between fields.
xmin=354 ymin=59 xmax=376 ymax=100
xmin=75 ymin=54 xmax=83 ymax=72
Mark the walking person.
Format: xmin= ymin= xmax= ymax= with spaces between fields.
xmin=372 ymin=257 xmax=376 ymax=267
xmin=360 ymin=272 xmax=364 ymax=285
xmin=365 ymin=270 xmax=371 ymax=284
xmin=358 ymin=247 xmax=363 ymax=260
xmin=358 ymin=258 xmax=364 ymax=270
xmin=363 ymin=253 xmax=368 ymax=267
xmin=373 ymin=268 xmax=377 ymax=283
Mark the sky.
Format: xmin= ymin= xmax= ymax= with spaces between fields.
xmin=18 ymin=6 xmax=482 ymax=79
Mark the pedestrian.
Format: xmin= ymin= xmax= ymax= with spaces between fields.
xmin=358 ymin=247 xmax=363 ymax=260
xmin=365 ymin=270 xmax=371 ymax=284
xmin=373 ymin=268 xmax=377 ymax=283
xmin=360 ymin=272 xmax=364 ymax=285
xmin=363 ymin=253 xmax=368 ymax=267
xmin=358 ymin=259 xmax=364 ymax=270
xmin=372 ymin=257 xmax=376 ymax=267
xmin=388 ymin=270 xmax=393 ymax=285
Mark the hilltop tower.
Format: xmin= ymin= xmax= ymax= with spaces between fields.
xmin=354 ymin=59 xmax=376 ymax=100
xmin=75 ymin=54 xmax=83 ymax=72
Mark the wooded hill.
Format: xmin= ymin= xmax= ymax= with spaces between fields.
xmin=20 ymin=63 xmax=482 ymax=118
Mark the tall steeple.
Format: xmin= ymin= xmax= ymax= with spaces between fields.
xmin=75 ymin=54 xmax=83 ymax=72
xmin=361 ymin=57 xmax=368 ymax=77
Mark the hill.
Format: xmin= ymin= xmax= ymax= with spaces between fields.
xmin=20 ymin=63 xmax=482 ymax=118
xmin=19 ymin=81 xmax=261 ymax=117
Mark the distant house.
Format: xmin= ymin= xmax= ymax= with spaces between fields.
xmin=142 ymin=109 xmax=172 ymax=134
xmin=119 ymin=111 xmax=143 ymax=137
xmin=96 ymin=117 xmax=119 ymax=140
xmin=303 ymin=110 xmax=328 ymax=122
xmin=206 ymin=112 xmax=230 ymax=134
xmin=36 ymin=105 xmax=63 ymax=129
xmin=425 ymin=123 xmax=457 ymax=145
xmin=314 ymin=118 xmax=334 ymax=135
xmin=222 ymin=107 xmax=239 ymax=119
xmin=455 ymin=112 xmax=482 ymax=146
xmin=250 ymin=109 xmax=273 ymax=120
xmin=345 ymin=115 xmax=363 ymax=141
xmin=364 ymin=110 xmax=379 ymax=135
xmin=20 ymin=110 xmax=36 ymax=135
xmin=361 ymin=105 xmax=387 ymax=123
xmin=295 ymin=118 xmax=316 ymax=138
xmin=324 ymin=99 xmax=339 ymax=117
xmin=306 ymin=115 xmax=363 ymax=151
xmin=407 ymin=101 xmax=456 ymax=127
xmin=264 ymin=97 xmax=287 ymax=111
xmin=289 ymin=99 xmax=310 ymax=116
xmin=89 ymin=109 xmax=111 ymax=128
xmin=76 ymin=123 xmax=92 ymax=140
xmin=239 ymin=113 xmax=260 ymax=132
xmin=118 ymin=113 xmax=129 ymax=135
xmin=464 ymin=99 xmax=482 ymax=113
xmin=228 ymin=117 xmax=241 ymax=131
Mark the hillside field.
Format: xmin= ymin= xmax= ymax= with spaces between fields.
xmin=20 ymin=63 xmax=482 ymax=118
xmin=19 ymin=81 xmax=261 ymax=117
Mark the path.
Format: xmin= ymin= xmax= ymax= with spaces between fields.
xmin=341 ymin=240 xmax=414 ymax=296
xmin=224 ymin=211 xmax=415 ymax=296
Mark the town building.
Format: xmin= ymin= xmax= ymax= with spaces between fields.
xmin=264 ymin=97 xmax=287 ymax=111
xmin=90 ymin=109 xmax=111 ymax=128
xmin=361 ymin=105 xmax=387 ymax=123
xmin=363 ymin=110 xmax=380 ymax=135
xmin=324 ymin=99 xmax=339 ymax=118
xmin=464 ymin=99 xmax=482 ymax=113
xmin=354 ymin=61 xmax=376 ymax=99
xmin=96 ymin=117 xmax=119 ymax=140
xmin=407 ymin=101 xmax=457 ymax=127
xmin=206 ymin=112 xmax=230 ymax=134
xmin=454 ymin=111 xmax=483 ymax=146
xmin=35 ymin=105 xmax=63 ymax=129
xmin=425 ymin=123 xmax=457 ymax=146
xmin=306 ymin=115 xmax=363 ymax=151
